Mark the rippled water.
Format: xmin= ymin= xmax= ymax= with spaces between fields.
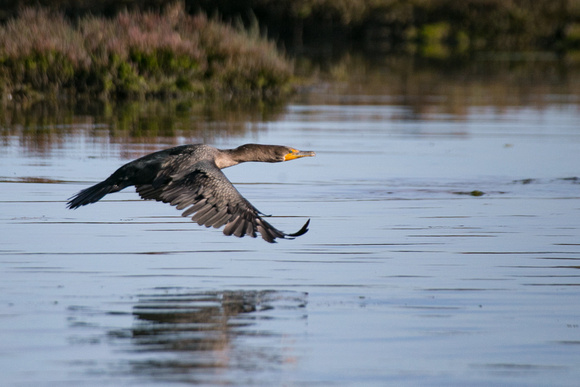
xmin=1 ymin=59 xmax=580 ymax=386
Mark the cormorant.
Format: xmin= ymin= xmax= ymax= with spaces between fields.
xmin=67 ymin=144 xmax=315 ymax=242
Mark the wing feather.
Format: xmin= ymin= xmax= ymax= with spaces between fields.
xmin=135 ymin=160 xmax=308 ymax=242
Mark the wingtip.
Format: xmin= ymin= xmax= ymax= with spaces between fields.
xmin=287 ymin=219 xmax=310 ymax=238
xmin=257 ymin=218 xmax=310 ymax=242
xmin=66 ymin=195 xmax=81 ymax=210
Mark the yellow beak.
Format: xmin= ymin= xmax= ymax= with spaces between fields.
xmin=284 ymin=149 xmax=316 ymax=161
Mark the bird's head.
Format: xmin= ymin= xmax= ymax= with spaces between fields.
xmin=234 ymin=144 xmax=316 ymax=163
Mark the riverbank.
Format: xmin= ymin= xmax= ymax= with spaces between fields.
xmin=2 ymin=2 xmax=580 ymax=103
xmin=0 ymin=6 xmax=293 ymax=102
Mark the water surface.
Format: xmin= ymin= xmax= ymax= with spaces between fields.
xmin=1 ymin=57 xmax=580 ymax=386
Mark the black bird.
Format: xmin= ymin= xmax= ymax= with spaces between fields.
xmin=67 ymin=144 xmax=315 ymax=242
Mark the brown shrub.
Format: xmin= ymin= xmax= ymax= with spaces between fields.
xmin=0 ymin=4 xmax=293 ymax=100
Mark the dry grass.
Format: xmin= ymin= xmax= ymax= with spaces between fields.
xmin=0 ymin=4 xmax=293 ymax=100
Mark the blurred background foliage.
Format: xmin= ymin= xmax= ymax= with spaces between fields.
xmin=1 ymin=0 xmax=579 ymax=55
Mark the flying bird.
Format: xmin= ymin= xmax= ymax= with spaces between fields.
xmin=67 ymin=144 xmax=315 ymax=242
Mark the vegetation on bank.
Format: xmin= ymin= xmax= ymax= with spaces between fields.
xmin=3 ymin=0 xmax=580 ymax=54
xmin=2 ymin=1 xmax=580 ymax=101
xmin=0 ymin=6 xmax=293 ymax=101
xmin=188 ymin=0 xmax=580 ymax=55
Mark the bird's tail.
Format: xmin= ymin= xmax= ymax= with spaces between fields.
xmin=67 ymin=180 xmax=119 ymax=209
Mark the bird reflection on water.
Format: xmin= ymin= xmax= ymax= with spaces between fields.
xmin=109 ymin=290 xmax=308 ymax=383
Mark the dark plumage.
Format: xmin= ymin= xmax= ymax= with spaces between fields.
xmin=67 ymin=144 xmax=315 ymax=242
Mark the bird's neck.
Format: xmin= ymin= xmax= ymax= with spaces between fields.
xmin=216 ymin=145 xmax=278 ymax=169
xmin=215 ymin=148 xmax=257 ymax=169
xmin=214 ymin=150 xmax=240 ymax=169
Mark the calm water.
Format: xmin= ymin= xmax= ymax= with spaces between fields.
xmin=1 ymin=57 xmax=580 ymax=386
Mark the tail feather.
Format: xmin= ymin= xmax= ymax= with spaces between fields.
xmin=67 ymin=180 xmax=118 ymax=209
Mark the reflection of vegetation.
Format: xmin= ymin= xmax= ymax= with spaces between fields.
xmin=0 ymin=5 xmax=293 ymax=101
xmin=0 ymin=97 xmax=287 ymax=154
xmin=2 ymin=52 xmax=579 ymax=154
xmin=297 ymin=53 xmax=580 ymax=118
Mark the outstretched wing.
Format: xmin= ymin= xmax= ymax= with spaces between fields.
xmin=135 ymin=160 xmax=309 ymax=243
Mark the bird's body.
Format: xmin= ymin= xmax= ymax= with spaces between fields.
xmin=67 ymin=144 xmax=315 ymax=242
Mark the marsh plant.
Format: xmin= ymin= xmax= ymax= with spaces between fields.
xmin=0 ymin=5 xmax=293 ymax=101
